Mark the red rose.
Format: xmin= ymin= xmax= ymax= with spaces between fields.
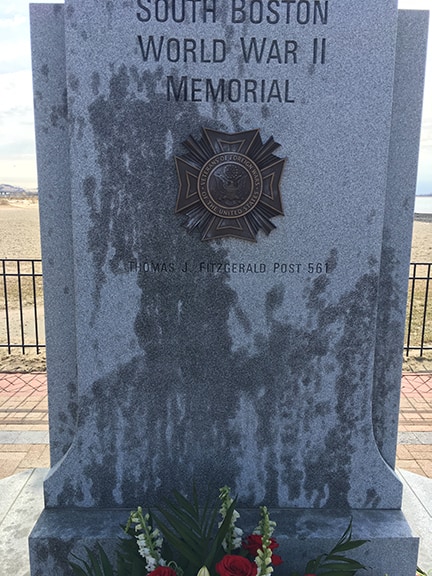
xmin=242 ymin=535 xmax=282 ymax=566
xmin=148 ymin=567 xmax=177 ymax=576
xmin=216 ymin=555 xmax=257 ymax=576
xmin=271 ymin=554 xmax=283 ymax=566
xmin=243 ymin=535 xmax=279 ymax=556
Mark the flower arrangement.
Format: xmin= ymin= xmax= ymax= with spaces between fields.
xmin=70 ymin=486 xmax=368 ymax=576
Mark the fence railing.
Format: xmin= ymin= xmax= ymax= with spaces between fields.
xmin=0 ymin=258 xmax=431 ymax=356
xmin=405 ymin=263 xmax=432 ymax=356
xmin=0 ymin=259 xmax=45 ymax=353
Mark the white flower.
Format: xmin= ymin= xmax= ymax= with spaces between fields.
xmin=146 ymin=557 xmax=158 ymax=571
xmin=126 ymin=506 xmax=166 ymax=570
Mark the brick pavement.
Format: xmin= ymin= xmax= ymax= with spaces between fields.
xmin=398 ymin=372 xmax=432 ymax=478
xmin=0 ymin=371 xmax=432 ymax=481
xmin=0 ymin=373 xmax=49 ymax=479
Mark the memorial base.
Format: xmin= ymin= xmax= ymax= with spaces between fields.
xmin=29 ymin=508 xmax=419 ymax=576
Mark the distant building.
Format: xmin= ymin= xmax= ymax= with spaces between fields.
xmin=0 ymin=184 xmax=27 ymax=197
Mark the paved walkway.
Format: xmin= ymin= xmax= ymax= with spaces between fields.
xmin=398 ymin=372 xmax=432 ymax=478
xmin=1 ymin=371 xmax=432 ymax=480
xmin=0 ymin=373 xmax=49 ymax=479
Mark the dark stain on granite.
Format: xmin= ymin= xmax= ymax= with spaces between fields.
xmin=91 ymin=72 xmax=100 ymax=96
xmin=233 ymin=303 xmax=252 ymax=334
xmin=68 ymin=74 xmax=79 ymax=93
xmin=53 ymin=4 xmax=63 ymax=17
xmin=60 ymin=65 xmax=238 ymax=506
xmin=30 ymin=539 xmax=77 ymax=576
xmin=372 ymin=240 xmax=405 ymax=467
xmin=49 ymin=66 xmax=396 ymax=510
xmin=50 ymin=89 xmax=68 ymax=127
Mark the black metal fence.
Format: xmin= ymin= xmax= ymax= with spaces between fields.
xmin=0 ymin=258 xmax=431 ymax=356
xmin=405 ymin=263 xmax=432 ymax=356
xmin=0 ymin=259 xmax=45 ymax=353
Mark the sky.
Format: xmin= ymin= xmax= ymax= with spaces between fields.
xmin=0 ymin=1 xmax=431 ymax=193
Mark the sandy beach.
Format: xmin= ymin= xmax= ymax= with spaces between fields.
xmin=0 ymin=199 xmax=431 ymax=372
xmin=0 ymin=198 xmax=41 ymax=259
xmin=411 ymin=216 xmax=432 ymax=262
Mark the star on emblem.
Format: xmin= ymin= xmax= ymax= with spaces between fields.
xmin=175 ymin=128 xmax=285 ymax=242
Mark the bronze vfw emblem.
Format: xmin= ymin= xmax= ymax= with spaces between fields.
xmin=175 ymin=128 xmax=285 ymax=242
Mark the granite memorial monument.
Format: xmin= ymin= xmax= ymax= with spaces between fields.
xmin=29 ymin=1 xmax=429 ymax=574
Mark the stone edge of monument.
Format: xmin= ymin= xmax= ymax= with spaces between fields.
xmin=30 ymin=2 xmax=78 ymax=465
xmin=373 ymin=9 xmax=430 ymax=468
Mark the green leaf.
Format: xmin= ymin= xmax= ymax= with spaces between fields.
xmin=70 ymin=562 xmax=91 ymax=576
xmin=170 ymin=508 xmax=203 ymax=540
xmin=320 ymin=572 xmax=357 ymax=576
xmin=155 ymin=487 xmax=233 ymax=571
xmin=70 ymin=551 xmax=93 ymax=576
xmin=305 ymin=554 xmax=325 ymax=574
xmin=205 ymin=500 xmax=236 ymax=568
xmin=160 ymin=507 xmax=203 ymax=549
xmin=97 ymin=544 xmax=116 ymax=576
xmin=165 ymin=499 xmax=199 ymax=527
xmin=160 ymin=497 xmax=202 ymax=536
xmin=192 ymin=484 xmax=200 ymax=512
xmin=202 ymin=493 xmax=221 ymax=542
xmin=173 ymin=490 xmax=201 ymax=519
xmin=88 ymin=548 xmax=106 ymax=576
xmin=155 ymin=515 xmax=203 ymax=566
xmin=330 ymin=540 xmax=369 ymax=553
xmin=303 ymin=519 xmax=368 ymax=576
xmin=69 ymin=546 xmax=115 ymax=576
xmin=325 ymin=555 xmax=365 ymax=568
